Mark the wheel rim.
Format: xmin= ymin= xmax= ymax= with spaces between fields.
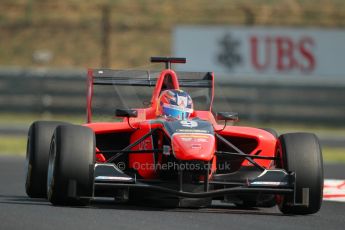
xmin=47 ymin=138 xmax=56 ymax=200
xmin=274 ymin=143 xmax=286 ymax=208
xmin=25 ymin=136 xmax=31 ymax=191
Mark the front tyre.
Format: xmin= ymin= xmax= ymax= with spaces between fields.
xmin=276 ymin=133 xmax=323 ymax=215
xmin=47 ymin=125 xmax=95 ymax=206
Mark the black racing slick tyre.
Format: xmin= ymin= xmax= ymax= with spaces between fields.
xmin=260 ymin=128 xmax=278 ymax=138
xmin=25 ymin=121 xmax=69 ymax=198
xmin=47 ymin=125 xmax=95 ymax=206
xmin=276 ymin=133 xmax=323 ymax=215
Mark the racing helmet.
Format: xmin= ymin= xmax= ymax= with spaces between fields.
xmin=157 ymin=89 xmax=193 ymax=120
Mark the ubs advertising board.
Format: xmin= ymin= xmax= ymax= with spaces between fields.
xmin=173 ymin=26 xmax=345 ymax=77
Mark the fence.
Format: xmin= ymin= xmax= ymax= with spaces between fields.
xmin=1 ymin=68 xmax=345 ymax=125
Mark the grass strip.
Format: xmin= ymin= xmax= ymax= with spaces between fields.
xmin=1 ymin=136 xmax=344 ymax=163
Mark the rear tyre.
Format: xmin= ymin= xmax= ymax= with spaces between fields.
xmin=25 ymin=121 xmax=69 ymax=198
xmin=47 ymin=125 xmax=95 ymax=206
xmin=235 ymin=194 xmax=276 ymax=208
xmin=236 ymin=128 xmax=278 ymax=208
xmin=260 ymin=128 xmax=278 ymax=207
xmin=234 ymin=196 xmax=257 ymax=208
xmin=276 ymin=133 xmax=323 ymax=215
xmin=260 ymin=128 xmax=278 ymax=138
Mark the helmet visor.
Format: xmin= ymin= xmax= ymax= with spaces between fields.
xmin=162 ymin=103 xmax=192 ymax=120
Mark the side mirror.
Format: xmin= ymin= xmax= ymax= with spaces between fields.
xmin=115 ymin=109 xmax=138 ymax=118
xmin=216 ymin=112 xmax=239 ymax=122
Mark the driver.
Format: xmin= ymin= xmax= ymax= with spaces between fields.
xmin=157 ymin=89 xmax=193 ymax=120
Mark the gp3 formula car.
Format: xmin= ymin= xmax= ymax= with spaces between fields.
xmin=25 ymin=57 xmax=323 ymax=214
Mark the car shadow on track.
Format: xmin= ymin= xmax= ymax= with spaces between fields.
xmin=89 ymin=199 xmax=283 ymax=216
xmin=0 ymin=194 xmax=49 ymax=206
xmin=0 ymin=194 xmax=283 ymax=216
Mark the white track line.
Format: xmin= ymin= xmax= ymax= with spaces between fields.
xmin=323 ymin=179 xmax=345 ymax=202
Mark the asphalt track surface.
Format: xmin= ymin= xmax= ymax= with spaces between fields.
xmin=0 ymin=156 xmax=344 ymax=230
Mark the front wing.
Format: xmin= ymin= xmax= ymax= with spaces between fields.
xmin=92 ymin=163 xmax=308 ymax=207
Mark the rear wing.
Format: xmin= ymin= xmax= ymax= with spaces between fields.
xmin=90 ymin=69 xmax=213 ymax=88
xmin=86 ymin=69 xmax=214 ymax=123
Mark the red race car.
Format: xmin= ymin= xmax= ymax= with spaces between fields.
xmin=25 ymin=57 xmax=323 ymax=214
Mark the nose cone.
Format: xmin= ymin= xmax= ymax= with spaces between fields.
xmin=172 ymin=133 xmax=215 ymax=161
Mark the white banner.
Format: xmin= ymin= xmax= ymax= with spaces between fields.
xmin=173 ymin=26 xmax=345 ymax=77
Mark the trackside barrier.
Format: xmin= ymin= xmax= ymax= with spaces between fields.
xmin=1 ymin=68 xmax=345 ymax=125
